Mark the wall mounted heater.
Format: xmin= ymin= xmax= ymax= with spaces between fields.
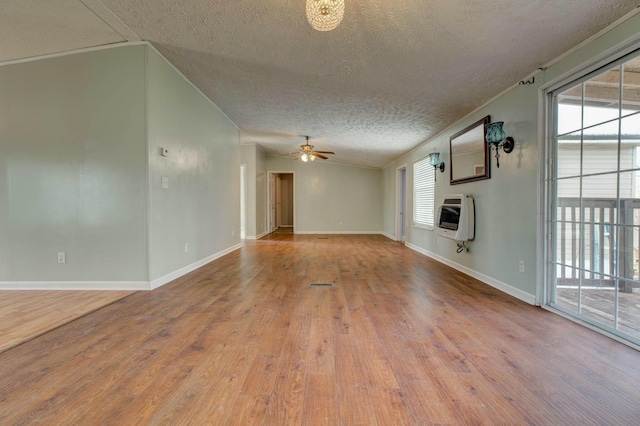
xmin=436 ymin=194 xmax=475 ymax=243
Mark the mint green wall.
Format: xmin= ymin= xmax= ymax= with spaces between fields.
xmin=147 ymin=47 xmax=240 ymax=280
xmin=382 ymin=12 xmax=640 ymax=302
xmin=0 ymin=44 xmax=241 ymax=287
xmin=266 ymin=156 xmax=382 ymax=233
xmin=0 ymin=46 xmax=148 ymax=282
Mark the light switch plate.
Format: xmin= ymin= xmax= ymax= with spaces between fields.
xmin=161 ymin=176 xmax=169 ymax=189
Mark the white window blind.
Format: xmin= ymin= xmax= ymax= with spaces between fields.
xmin=413 ymin=157 xmax=435 ymax=229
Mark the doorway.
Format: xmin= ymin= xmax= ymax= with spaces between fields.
xmin=240 ymin=164 xmax=246 ymax=240
xmin=396 ymin=165 xmax=407 ymax=242
xmin=268 ymin=172 xmax=294 ymax=234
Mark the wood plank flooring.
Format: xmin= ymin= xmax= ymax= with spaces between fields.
xmin=0 ymin=290 xmax=133 ymax=353
xmin=1 ymin=234 xmax=639 ymax=425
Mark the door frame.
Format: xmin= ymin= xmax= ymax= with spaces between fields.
xmin=539 ymin=36 xmax=640 ymax=350
xmin=268 ymin=173 xmax=276 ymax=233
xmin=240 ymin=164 xmax=246 ymax=239
xmin=267 ymin=171 xmax=295 ymax=234
xmin=396 ymin=164 xmax=408 ymax=242
xmin=276 ymin=175 xmax=282 ymax=228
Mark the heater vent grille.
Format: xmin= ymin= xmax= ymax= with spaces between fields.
xmin=308 ymin=283 xmax=334 ymax=287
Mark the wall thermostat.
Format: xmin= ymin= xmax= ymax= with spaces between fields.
xmin=160 ymin=147 xmax=169 ymax=157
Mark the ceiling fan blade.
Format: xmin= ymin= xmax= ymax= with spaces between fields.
xmin=314 ymin=154 xmax=329 ymax=160
xmin=294 ymin=153 xmax=303 ymax=160
xmin=313 ymin=151 xmax=335 ymax=155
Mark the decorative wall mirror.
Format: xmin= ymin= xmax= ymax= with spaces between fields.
xmin=449 ymin=115 xmax=491 ymax=185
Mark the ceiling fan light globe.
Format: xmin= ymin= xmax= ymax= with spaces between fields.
xmin=301 ymin=153 xmax=309 ymax=162
xmin=310 ymin=154 xmax=316 ymax=161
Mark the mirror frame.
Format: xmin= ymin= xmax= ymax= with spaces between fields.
xmin=449 ymin=115 xmax=491 ymax=185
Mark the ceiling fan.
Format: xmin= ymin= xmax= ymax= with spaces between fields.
xmin=293 ymin=136 xmax=335 ymax=162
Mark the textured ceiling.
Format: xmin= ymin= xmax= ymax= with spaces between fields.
xmin=0 ymin=0 xmax=126 ymax=61
xmin=2 ymin=1 xmax=639 ymax=168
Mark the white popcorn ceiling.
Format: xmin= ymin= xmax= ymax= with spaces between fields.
xmin=2 ymin=1 xmax=639 ymax=168
xmin=0 ymin=0 xmax=126 ymax=60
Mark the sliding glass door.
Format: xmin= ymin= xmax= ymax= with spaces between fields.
xmin=548 ymin=50 xmax=640 ymax=346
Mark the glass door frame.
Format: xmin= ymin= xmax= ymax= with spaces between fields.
xmin=541 ymin=41 xmax=640 ymax=350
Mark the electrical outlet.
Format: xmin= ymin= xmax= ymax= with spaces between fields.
xmin=232 ymin=230 xmax=235 ymax=237
xmin=161 ymin=176 xmax=169 ymax=189
xmin=58 ymin=252 xmax=66 ymax=264
xmin=519 ymin=260 xmax=525 ymax=273
xmin=184 ymin=243 xmax=189 ymax=253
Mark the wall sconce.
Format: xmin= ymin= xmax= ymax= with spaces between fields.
xmin=428 ymin=151 xmax=445 ymax=181
xmin=485 ymin=122 xmax=514 ymax=168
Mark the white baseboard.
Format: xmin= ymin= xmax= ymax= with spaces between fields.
xmin=294 ymin=231 xmax=383 ymax=235
xmin=150 ymin=243 xmax=242 ymax=289
xmin=0 ymin=281 xmax=150 ymax=291
xmin=279 ymin=225 xmax=293 ymax=228
xmin=245 ymin=231 xmax=269 ymax=240
xmin=0 ymin=244 xmax=243 ymax=291
xmin=406 ymin=243 xmax=536 ymax=305
xmin=381 ymin=232 xmax=397 ymax=241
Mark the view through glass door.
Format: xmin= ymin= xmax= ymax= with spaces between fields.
xmin=548 ymin=50 xmax=640 ymax=347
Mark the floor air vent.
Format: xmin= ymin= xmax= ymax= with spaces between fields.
xmin=308 ymin=283 xmax=334 ymax=287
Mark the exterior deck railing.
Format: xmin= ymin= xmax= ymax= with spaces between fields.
xmin=557 ymin=197 xmax=640 ymax=293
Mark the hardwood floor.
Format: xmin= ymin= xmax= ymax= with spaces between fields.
xmin=272 ymin=226 xmax=294 ymax=234
xmin=1 ymin=234 xmax=639 ymax=424
xmin=0 ymin=290 xmax=133 ymax=353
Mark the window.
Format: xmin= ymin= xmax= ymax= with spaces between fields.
xmin=546 ymin=48 xmax=640 ymax=347
xmin=413 ymin=157 xmax=435 ymax=229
